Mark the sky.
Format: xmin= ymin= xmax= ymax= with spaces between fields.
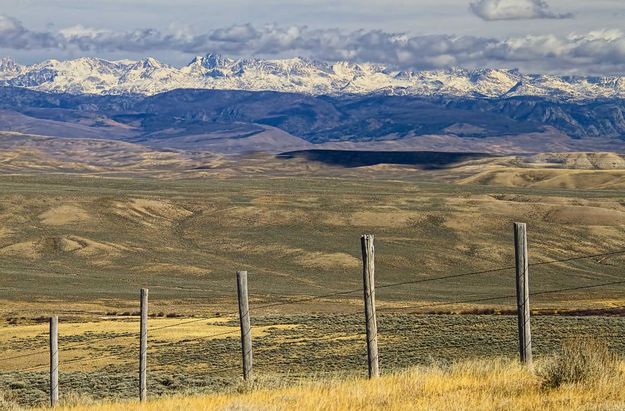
xmin=1 ymin=0 xmax=625 ymax=75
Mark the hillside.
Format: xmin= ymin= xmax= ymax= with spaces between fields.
xmin=1 ymin=159 xmax=624 ymax=310
xmin=451 ymin=152 xmax=625 ymax=189
xmin=1 ymin=87 xmax=625 ymax=153
xmin=2 ymin=132 xmax=625 ymax=186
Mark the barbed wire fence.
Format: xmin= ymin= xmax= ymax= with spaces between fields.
xmin=1 ymin=222 xmax=625 ymax=407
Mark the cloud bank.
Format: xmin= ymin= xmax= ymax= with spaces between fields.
xmin=2 ymin=15 xmax=624 ymax=75
xmin=469 ymin=0 xmax=573 ymax=21
xmin=0 ymin=16 xmax=60 ymax=49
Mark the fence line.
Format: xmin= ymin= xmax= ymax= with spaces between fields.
xmin=0 ymin=246 xmax=625 ymax=363
xmin=2 ymin=224 xmax=625 ymax=407
xmin=398 ymin=278 xmax=625 ymax=314
xmin=3 ymin=256 xmax=623 ymax=365
xmin=1 ymin=332 xmax=136 ymax=364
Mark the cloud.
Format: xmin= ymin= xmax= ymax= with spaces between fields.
xmin=0 ymin=15 xmax=60 ymax=49
xmin=2 ymin=15 xmax=625 ymax=75
xmin=469 ymin=0 xmax=573 ymax=21
xmin=208 ymin=24 xmax=258 ymax=43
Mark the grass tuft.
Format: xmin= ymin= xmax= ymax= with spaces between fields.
xmin=59 ymin=392 xmax=97 ymax=408
xmin=540 ymin=337 xmax=621 ymax=388
xmin=0 ymin=388 xmax=21 ymax=411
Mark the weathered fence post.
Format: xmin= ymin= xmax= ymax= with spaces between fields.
xmin=49 ymin=315 xmax=59 ymax=407
xmin=236 ymin=270 xmax=253 ymax=381
xmin=139 ymin=288 xmax=148 ymax=402
xmin=361 ymin=234 xmax=380 ymax=378
xmin=514 ymin=222 xmax=532 ymax=366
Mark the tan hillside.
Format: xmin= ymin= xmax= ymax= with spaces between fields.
xmin=526 ymin=152 xmax=625 ymax=170
xmin=451 ymin=152 xmax=625 ymax=189
xmin=457 ymin=168 xmax=625 ymax=189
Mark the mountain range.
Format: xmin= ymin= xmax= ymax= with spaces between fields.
xmin=0 ymin=54 xmax=624 ymax=155
xmin=2 ymin=55 xmax=625 ymax=101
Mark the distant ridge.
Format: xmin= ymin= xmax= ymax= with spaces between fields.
xmin=1 ymin=55 xmax=625 ymax=100
xmin=0 ymin=87 xmax=624 ymax=150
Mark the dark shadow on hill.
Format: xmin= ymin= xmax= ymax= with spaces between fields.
xmin=277 ymin=150 xmax=497 ymax=169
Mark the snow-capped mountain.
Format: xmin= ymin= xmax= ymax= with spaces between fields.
xmin=1 ymin=54 xmax=625 ymax=100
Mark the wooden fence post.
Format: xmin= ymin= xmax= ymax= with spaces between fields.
xmin=49 ymin=315 xmax=59 ymax=407
xmin=361 ymin=234 xmax=380 ymax=378
xmin=139 ymin=288 xmax=148 ymax=402
xmin=236 ymin=270 xmax=253 ymax=381
xmin=514 ymin=222 xmax=532 ymax=366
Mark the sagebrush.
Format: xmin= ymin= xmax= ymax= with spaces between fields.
xmin=540 ymin=337 xmax=621 ymax=388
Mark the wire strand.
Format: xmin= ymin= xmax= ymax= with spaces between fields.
xmin=5 ymin=247 xmax=625 ymax=365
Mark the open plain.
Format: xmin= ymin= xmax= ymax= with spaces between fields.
xmin=1 ymin=136 xmax=625 ymax=407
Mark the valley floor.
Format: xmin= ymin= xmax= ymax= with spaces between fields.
xmin=38 ymin=359 xmax=625 ymax=411
xmin=1 ymin=150 xmax=624 ymax=409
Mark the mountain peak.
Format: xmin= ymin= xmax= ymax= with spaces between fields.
xmin=141 ymin=57 xmax=164 ymax=69
xmin=201 ymin=53 xmax=234 ymax=69
xmin=188 ymin=55 xmax=204 ymax=66
xmin=0 ymin=57 xmax=18 ymax=68
xmin=0 ymin=57 xmax=23 ymax=80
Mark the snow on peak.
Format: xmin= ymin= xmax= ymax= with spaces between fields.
xmin=1 ymin=54 xmax=624 ymax=100
xmin=201 ymin=53 xmax=235 ymax=69
xmin=0 ymin=57 xmax=19 ymax=70
xmin=0 ymin=58 xmax=24 ymax=80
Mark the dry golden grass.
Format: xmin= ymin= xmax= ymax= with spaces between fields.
xmin=46 ymin=358 xmax=625 ymax=411
xmin=0 ymin=317 xmax=295 ymax=372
